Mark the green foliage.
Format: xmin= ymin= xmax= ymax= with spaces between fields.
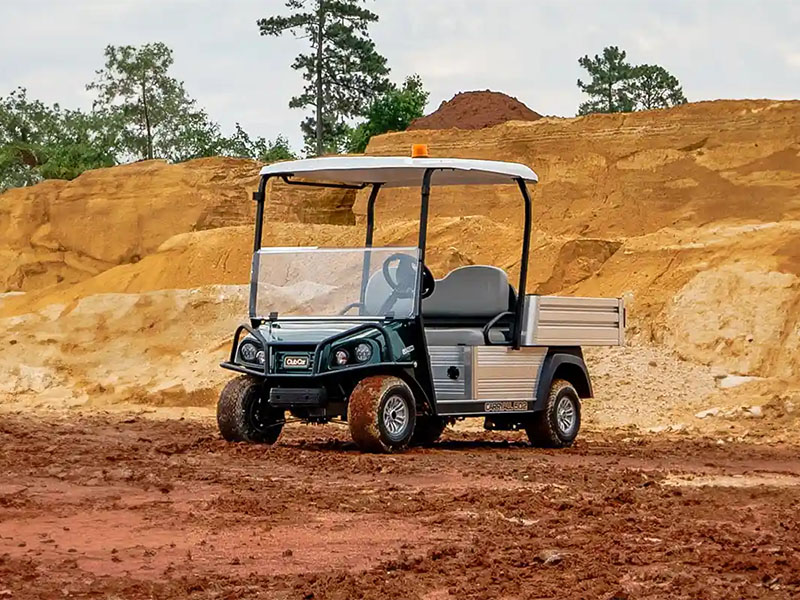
xmin=0 ymin=88 xmax=116 ymax=191
xmin=629 ymin=64 xmax=687 ymax=110
xmin=258 ymin=0 xmax=391 ymax=156
xmin=348 ymin=75 xmax=429 ymax=153
xmin=577 ymin=46 xmax=687 ymax=115
xmin=36 ymin=109 xmax=118 ymax=180
xmin=260 ymin=135 xmax=297 ymax=163
xmin=577 ymin=46 xmax=635 ymax=115
xmin=222 ymin=124 xmax=297 ymax=163
xmin=87 ymin=43 xmax=222 ymax=161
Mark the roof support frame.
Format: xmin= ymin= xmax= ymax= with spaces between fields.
xmin=250 ymin=162 xmax=536 ymax=348
xmin=280 ymin=174 xmax=368 ymax=190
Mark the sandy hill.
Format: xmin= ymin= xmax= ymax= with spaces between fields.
xmin=1 ymin=99 xmax=798 ymax=434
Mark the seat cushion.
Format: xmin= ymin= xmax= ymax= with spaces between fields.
xmin=425 ymin=327 xmax=508 ymax=346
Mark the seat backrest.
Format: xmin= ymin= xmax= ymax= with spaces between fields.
xmin=363 ymin=267 xmax=414 ymax=317
xmin=423 ymin=265 xmax=510 ymax=319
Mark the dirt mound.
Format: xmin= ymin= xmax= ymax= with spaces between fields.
xmin=407 ymin=90 xmax=542 ymax=131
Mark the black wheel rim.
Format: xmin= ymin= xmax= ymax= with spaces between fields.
xmin=246 ymin=391 xmax=271 ymax=434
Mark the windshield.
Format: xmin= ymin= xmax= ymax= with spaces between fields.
xmin=251 ymin=247 xmax=421 ymax=319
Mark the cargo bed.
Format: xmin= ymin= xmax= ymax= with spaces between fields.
xmin=521 ymin=295 xmax=625 ymax=347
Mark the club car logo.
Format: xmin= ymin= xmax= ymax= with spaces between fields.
xmin=283 ymin=355 xmax=309 ymax=369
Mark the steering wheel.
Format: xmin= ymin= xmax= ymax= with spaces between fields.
xmin=382 ymin=253 xmax=436 ymax=300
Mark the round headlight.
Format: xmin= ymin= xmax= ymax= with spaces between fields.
xmin=239 ymin=341 xmax=258 ymax=363
xmin=334 ymin=349 xmax=349 ymax=366
xmin=256 ymin=350 xmax=266 ymax=365
xmin=354 ymin=343 xmax=372 ymax=363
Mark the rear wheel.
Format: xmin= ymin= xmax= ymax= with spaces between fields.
xmin=411 ymin=416 xmax=447 ymax=446
xmin=217 ymin=375 xmax=284 ymax=444
xmin=525 ymin=379 xmax=581 ymax=448
xmin=348 ymin=375 xmax=416 ymax=453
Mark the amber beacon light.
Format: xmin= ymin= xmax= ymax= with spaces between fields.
xmin=411 ymin=144 xmax=429 ymax=158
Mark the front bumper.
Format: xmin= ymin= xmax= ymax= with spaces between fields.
xmin=269 ymin=387 xmax=327 ymax=407
xmin=219 ymin=360 xmax=414 ymax=379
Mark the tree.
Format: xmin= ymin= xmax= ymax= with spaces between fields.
xmin=0 ymin=88 xmax=59 ymax=189
xmin=347 ymin=74 xmax=428 ymax=153
xmin=87 ymin=43 xmax=222 ymax=161
xmin=36 ymin=109 xmax=118 ymax=180
xmin=0 ymin=88 xmax=116 ymax=191
xmin=629 ymin=64 xmax=687 ymax=111
xmin=577 ymin=46 xmax=635 ymax=115
xmin=1 ymin=43 xmax=301 ymax=191
xmin=258 ymin=0 xmax=391 ymax=156
xmin=577 ymin=46 xmax=687 ymax=115
xmin=260 ymin=135 xmax=297 ymax=163
xmin=222 ymin=124 xmax=296 ymax=163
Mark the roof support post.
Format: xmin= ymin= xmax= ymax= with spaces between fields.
xmin=250 ymin=174 xmax=272 ymax=325
xmin=416 ymin=168 xmax=435 ymax=317
xmin=513 ymin=178 xmax=533 ymax=349
xmin=252 ymin=175 xmax=270 ymax=253
xmin=364 ymin=183 xmax=382 ymax=247
xmin=418 ymin=169 xmax=434 ymax=263
xmin=359 ymin=183 xmax=383 ymax=306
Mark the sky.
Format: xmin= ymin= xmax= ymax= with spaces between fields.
xmin=1 ymin=0 xmax=799 ymax=151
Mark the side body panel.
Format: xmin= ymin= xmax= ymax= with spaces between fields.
xmin=430 ymin=346 xmax=547 ymax=416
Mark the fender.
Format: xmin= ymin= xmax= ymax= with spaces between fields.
xmin=339 ymin=365 xmax=435 ymax=417
xmin=533 ymin=349 xmax=593 ymax=411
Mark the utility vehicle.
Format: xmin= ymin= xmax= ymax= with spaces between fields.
xmin=217 ymin=147 xmax=625 ymax=453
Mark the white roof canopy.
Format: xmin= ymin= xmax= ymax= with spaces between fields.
xmin=259 ymin=156 xmax=538 ymax=188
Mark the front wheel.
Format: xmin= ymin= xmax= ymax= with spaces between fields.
xmin=217 ymin=375 xmax=284 ymax=444
xmin=348 ymin=375 xmax=416 ymax=453
xmin=525 ymin=379 xmax=581 ymax=448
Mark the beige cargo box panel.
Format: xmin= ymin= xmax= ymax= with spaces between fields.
xmin=521 ymin=296 xmax=625 ymax=347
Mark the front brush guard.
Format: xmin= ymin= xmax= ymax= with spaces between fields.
xmin=220 ymin=321 xmax=405 ymax=379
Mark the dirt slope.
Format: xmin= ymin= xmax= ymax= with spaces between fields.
xmin=0 ymin=157 xmax=259 ymax=292
xmin=363 ymin=100 xmax=800 ymax=380
xmin=1 ymin=99 xmax=799 ymax=428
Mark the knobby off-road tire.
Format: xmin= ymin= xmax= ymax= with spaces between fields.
xmin=525 ymin=379 xmax=581 ymax=448
xmin=348 ymin=375 xmax=416 ymax=453
xmin=217 ymin=375 xmax=284 ymax=444
xmin=411 ymin=416 xmax=447 ymax=447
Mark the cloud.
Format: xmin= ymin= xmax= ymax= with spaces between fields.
xmin=785 ymin=51 xmax=800 ymax=70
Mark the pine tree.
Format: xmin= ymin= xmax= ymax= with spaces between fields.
xmin=629 ymin=64 xmax=687 ymax=111
xmin=258 ymin=0 xmax=390 ymax=156
xmin=577 ymin=46 xmax=635 ymax=115
xmin=577 ymin=46 xmax=688 ymax=115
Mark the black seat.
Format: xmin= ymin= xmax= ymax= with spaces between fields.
xmin=423 ymin=266 xmax=516 ymax=346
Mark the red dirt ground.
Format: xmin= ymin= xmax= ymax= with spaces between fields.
xmin=1 ymin=414 xmax=799 ymax=599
